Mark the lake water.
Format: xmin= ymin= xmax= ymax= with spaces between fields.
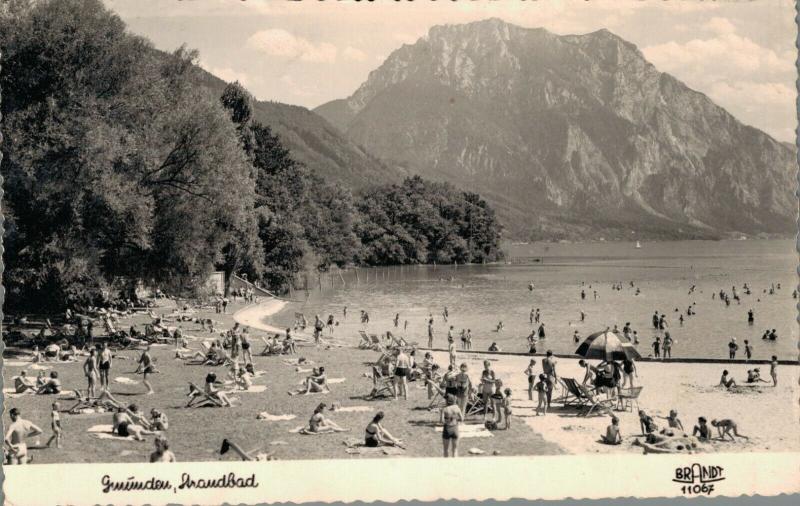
xmin=267 ymin=240 xmax=798 ymax=361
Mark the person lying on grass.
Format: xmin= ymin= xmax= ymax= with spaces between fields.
xmin=112 ymin=406 xmax=155 ymax=441
xmin=364 ymin=411 xmax=405 ymax=448
xmin=307 ymin=403 xmax=349 ymax=433
xmin=289 ymin=367 xmax=329 ymax=395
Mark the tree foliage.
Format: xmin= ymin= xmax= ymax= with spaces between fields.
xmin=1 ymin=0 xmax=504 ymax=311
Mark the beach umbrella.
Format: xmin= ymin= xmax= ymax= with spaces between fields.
xmin=575 ymin=330 xmax=641 ymax=361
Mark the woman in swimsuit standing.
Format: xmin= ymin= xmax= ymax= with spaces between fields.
xmin=480 ymin=361 xmax=496 ymax=420
xmin=440 ymin=394 xmax=463 ymax=457
xmin=83 ymin=349 xmax=99 ymax=398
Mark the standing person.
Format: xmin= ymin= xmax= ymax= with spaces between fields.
xmin=173 ymin=326 xmax=183 ymax=349
xmin=427 ymin=319 xmax=434 ymax=349
xmin=770 ymin=355 xmax=778 ymax=386
xmin=393 ymin=348 xmax=412 ymax=400
xmin=222 ymin=297 xmax=229 ymax=314
xmin=578 ymin=359 xmax=597 ymax=386
xmin=83 ymin=349 xmax=99 ymax=398
xmin=313 ymin=315 xmax=324 ymax=345
xmin=394 ymin=313 xmax=400 ymax=328
xmin=4 ymin=408 xmax=43 ymax=465
xmin=99 ymin=342 xmax=112 ymax=391
xmin=525 ymin=359 xmax=537 ymax=400
xmin=744 ymin=340 xmax=753 ymax=362
xmin=622 ymin=356 xmax=637 ymax=388
xmin=448 ymin=336 xmax=457 ymax=369
xmin=662 ymin=332 xmax=673 ymax=359
xmin=529 ymin=308 xmax=535 ymax=324
xmin=652 ymin=336 xmax=661 ymax=358
xmin=442 ymin=306 xmax=449 ymax=322
xmin=747 ymin=309 xmax=754 ymax=325
xmin=440 ymin=394 xmax=463 ymax=458
xmin=138 ymin=345 xmax=155 ymax=395
xmin=534 ymin=374 xmax=548 ymax=416
xmin=455 ymin=363 xmax=471 ymax=415
xmin=447 ymin=326 xmax=454 ymax=345
xmin=240 ymin=331 xmax=253 ymax=365
xmin=542 ymin=351 xmax=557 ymax=407
xmin=45 ymin=402 xmax=62 ymax=449
xmin=327 ymin=314 xmax=335 ymax=335
xmin=479 ymin=360 xmax=496 ymax=421
xmin=728 ymin=338 xmax=739 ymax=360
xmin=537 ymin=323 xmax=546 ymax=339
xmin=342 ymin=306 xmax=347 ymax=320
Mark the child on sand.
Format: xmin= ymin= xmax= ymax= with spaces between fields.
xmin=534 ymin=374 xmax=548 ymax=416
xmin=601 ymin=416 xmax=622 ymax=445
xmin=719 ymin=370 xmax=737 ymax=389
xmin=711 ymin=419 xmax=748 ymax=441
xmin=770 ymin=356 xmax=778 ymax=386
xmin=692 ymin=417 xmax=710 ymax=440
xmin=45 ymin=402 xmax=62 ymax=448
xmin=657 ymin=409 xmax=684 ymax=431
xmin=501 ymin=388 xmax=512 ymax=430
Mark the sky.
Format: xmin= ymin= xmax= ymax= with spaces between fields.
xmin=104 ymin=0 xmax=798 ymax=142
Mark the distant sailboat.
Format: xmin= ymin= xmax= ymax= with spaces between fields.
xmin=635 ymin=241 xmax=642 ymax=249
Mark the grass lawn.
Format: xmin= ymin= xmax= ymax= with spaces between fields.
xmin=3 ymin=301 xmax=563 ymax=463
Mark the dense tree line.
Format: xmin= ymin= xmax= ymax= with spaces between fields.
xmin=0 ymin=0 xmax=502 ymax=312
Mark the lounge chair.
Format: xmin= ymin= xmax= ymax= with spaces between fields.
xmin=554 ymin=378 xmax=591 ymax=408
xmin=366 ymin=372 xmax=394 ymax=400
xmin=186 ymin=382 xmax=225 ymax=408
xmin=465 ymin=391 xmax=491 ymax=418
xmin=358 ymin=331 xmax=372 ymax=349
xmin=576 ymin=384 xmax=615 ymax=417
xmin=617 ymin=386 xmax=643 ymax=412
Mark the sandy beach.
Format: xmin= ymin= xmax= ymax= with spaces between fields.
xmin=238 ymin=297 xmax=800 ymax=455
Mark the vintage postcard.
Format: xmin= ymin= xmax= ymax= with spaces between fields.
xmin=2 ymin=0 xmax=798 ymax=504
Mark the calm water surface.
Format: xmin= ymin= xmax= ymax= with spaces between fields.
xmin=267 ymin=240 xmax=798 ymax=361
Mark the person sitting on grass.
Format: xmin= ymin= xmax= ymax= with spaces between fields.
xmin=291 ymin=367 xmax=329 ymax=396
xmin=307 ymin=403 xmax=349 ymax=433
xmin=149 ymin=435 xmax=176 ymax=462
xmin=37 ymin=371 xmax=62 ymax=395
xmin=150 ymin=409 xmax=169 ymax=431
xmin=719 ymin=369 xmax=737 ymax=389
xmin=13 ymin=371 xmax=37 ymax=394
xmin=692 ymin=417 xmax=710 ymax=441
xmin=711 ymin=419 xmax=749 ymax=441
xmin=364 ymin=411 xmax=405 ymax=448
xmin=112 ymin=406 xmax=154 ymax=441
xmin=601 ymin=416 xmax=622 ymax=445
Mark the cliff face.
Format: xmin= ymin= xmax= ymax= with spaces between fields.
xmin=316 ymin=19 xmax=797 ymax=239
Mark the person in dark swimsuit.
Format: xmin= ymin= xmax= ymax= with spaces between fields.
xmin=364 ymin=411 xmax=404 ymax=448
xmin=693 ymin=417 xmax=710 ymax=440
xmin=440 ymin=394 xmax=463 ymax=457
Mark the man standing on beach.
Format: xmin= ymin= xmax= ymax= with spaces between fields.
xmin=427 ymin=319 xmax=434 ymax=349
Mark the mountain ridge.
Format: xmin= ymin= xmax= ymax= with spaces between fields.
xmin=315 ymin=18 xmax=796 ymax=240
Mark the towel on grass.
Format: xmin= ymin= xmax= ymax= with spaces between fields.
xmin=295 ymin=367 xmax=313 ymax=373
xmin=257 ymin=412 xmax=297 ymax=421
xmin=435 ymin=424 xmax=494 ymax=438
xmin=29 ymin=364 xmax=52 ymax=370
xmin=114 ymin=377 xmax=139 ymax=385
xmin=4 ymin=360 xmax=33 ymax=367
xmin=342 ymin=437 xmax=405 ymax=456
xmin=332 ymin=406 xmax=373 ymax=413
xmin=223 ymin=385 xmax=267 ymax=394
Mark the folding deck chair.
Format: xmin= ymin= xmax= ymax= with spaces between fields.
xmin=358 ymin=331 xmax=372 ymax=349
xmin=555 ymin=378 xmax=592 ymax=408
xmin=576 ymin=384 xmax=616 ymax=417
xmin=366 ymin=372 xmax=394 ymax=400
xmin=186 ymin=382 xmax=225 ymax=408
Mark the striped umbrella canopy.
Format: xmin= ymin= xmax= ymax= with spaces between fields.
xmin=575 ymin=329 xmax=641 ymax=361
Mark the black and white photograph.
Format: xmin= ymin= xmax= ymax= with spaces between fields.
xmin=1 ymin=0 xmax=798 ymax=503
